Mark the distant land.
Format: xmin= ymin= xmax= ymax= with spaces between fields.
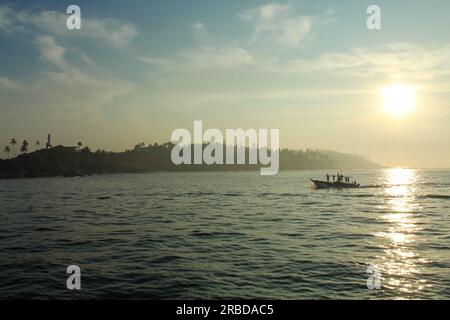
xmin=0 ymin=142 xmax=381 ymax=179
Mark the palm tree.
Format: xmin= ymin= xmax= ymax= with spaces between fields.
xmin=3 ymin=146 xmax=11 ymax=159
xmin=20 ymin=140 xmax=29 ymax=154
xmin=77 ymin=141 xmax=82 ymax=150
xmin=35 ymin=140 xmax=40 ymax=150
xmin=10 ymin=138 xmax=17 ymax=157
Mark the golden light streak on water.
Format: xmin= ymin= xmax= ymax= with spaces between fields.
xmin=376 ymin=168 xmax=431 ymax=298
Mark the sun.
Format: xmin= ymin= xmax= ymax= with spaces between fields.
xmin=380 ymin=84 xmax=417 ymax=117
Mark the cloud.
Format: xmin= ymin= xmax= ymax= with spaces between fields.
xmin=190 ymin=22 xmax=206 ymax=32
xmin=239 ymin=3 xmax=290 ymax=22
xmin=28 ymin=69 xmax=135 ymax=112
xmin=0 ymin=76 xmax=19 ymax=90
xmin=188 ymin=87 xmax=370 ymax=106
xmin=283 ymin=43 xmax=449 ymax=80
xmin=0 ymin=5 xmax=137 ymax=47
xmin=189 ymin=21 xmax=213 ymax=44
xmin=138 ymin=57 xmax=172 ymax=68
xmin=0 ymin=5 xmax=137 ymax=124
xmin=34 ymin=34 xmax=68 ymax=70
xmin=139 ymin=4 xmax=333 ymax=72
xmin=140 ymin=38 xmax=450 ymax=84
xmin=239 ymin=3 xmax=314 ymax=49
xmin=0 ymin=5 xmax=13 ymax=32
xmin=180 ymin=46 xmax=253 ymax=69
xmin=80 ymin=52 xmax=94 ymax=67
xmin=2 ymin=35 xmax=135 ymax=120
xmin=140 ymin=46 xmax=253 ymax=70
xmin=35 ymin=36 xmax=135 ymax=109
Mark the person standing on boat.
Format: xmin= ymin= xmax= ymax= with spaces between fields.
xmin=332 ymin=174 xmax=336 ymax=182
xmin=326 ymin=174 xmax=330 ymax=182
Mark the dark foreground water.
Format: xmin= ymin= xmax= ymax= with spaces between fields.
xmin=1 ymin=169 xmax=450 ymax=299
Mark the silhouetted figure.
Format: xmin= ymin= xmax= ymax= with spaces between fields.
xmin=326 ymin=174 xmax=330 ymax=182
xmin=332 ymin=175 xmax=336 ymax=182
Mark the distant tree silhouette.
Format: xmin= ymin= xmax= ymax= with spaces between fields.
xmin=35 ymin=140 xmax=40 ymax=151
xmin=20 ymin=140 xmax=29 ymax=154
xmin=3 ymin=146 xmax=11 ymax=159
xmin=133 ymin=142 xmax=145 ymax=151
xmin=10 ymin=138 xmax=17 ymax=157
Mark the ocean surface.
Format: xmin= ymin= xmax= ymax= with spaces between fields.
xmin=1 ymin=169 xmax=450 ymax=299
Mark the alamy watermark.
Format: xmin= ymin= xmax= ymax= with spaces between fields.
xmin=367 ymin=5 xmax=381 ymax=30
xmin=366 ymin=265 xmax=381 ymax=290
xmin=66 ymin=265 xmax=81 ymax=290
xmin=66 ymin=5 xmax=81 ymax=30
xmin=170 ymin=121 xmax=279 ymax=175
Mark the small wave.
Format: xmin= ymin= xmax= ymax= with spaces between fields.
xmin=257 ymin=192 xmax=276 ymax=197
xmin=97 ymin=196 xmax=112 ymax=200
xmin=190 ymin=231 xmax=243 ymax=238
xmin=342 ymin=194 xmax=374 ymax=198
xmin=420 ymin=182 xmax=450 ymax=187
xmin=265 ymin=217 xmax=283 ymax=222
xmin=184 ymin=192 xmax=215 ymax=196
xmin=59 ymin=196 xmax=73 ymax=200
xmin=34 ymin=227 xmax=57 ymax=232
xmin=190 ymin=231 xmax=217 ymax=238
xmin=359 ymin=185 xmax=383 ymax=189
xmin=280 ymin=193 xmax=305 ymax=197
xmin=153 ymin=255 xmax=183 ymax=263
xmin=73 ymin=209 xmax=93 ymax=214
xmin=257 ymin=192 xmax=304 ymax=197
xmin=418 ymin=194 xmax=450 ymax=200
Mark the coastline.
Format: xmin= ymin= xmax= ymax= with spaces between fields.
xmin=0 ymin=144 xmax=381 ymax=180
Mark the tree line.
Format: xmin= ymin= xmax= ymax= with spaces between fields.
xmin=0 ymin=140 xmax=380 ymax=179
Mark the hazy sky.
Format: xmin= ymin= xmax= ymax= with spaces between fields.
xmin=1 ymin=0 xmax=450 ymax=167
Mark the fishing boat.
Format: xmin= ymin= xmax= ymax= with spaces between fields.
xmin=310 ymin=178 xmax=360 ymax=189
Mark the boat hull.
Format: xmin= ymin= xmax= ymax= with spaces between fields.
xmin=310 ymin=178 xmax=360 ymax=189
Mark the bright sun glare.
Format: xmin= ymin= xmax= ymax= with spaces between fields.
xmin=381 ymin=84 xmax=417 ymax=117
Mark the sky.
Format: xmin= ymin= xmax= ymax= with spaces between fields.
xmin=1 ymin=0 xmax=450 ymax=167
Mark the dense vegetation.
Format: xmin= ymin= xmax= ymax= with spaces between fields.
xmin=0 ymin=142 xmax=381 ymax=179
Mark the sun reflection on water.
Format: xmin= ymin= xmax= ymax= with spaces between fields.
xmin=375 ymin=168 xmax=429 ymax=298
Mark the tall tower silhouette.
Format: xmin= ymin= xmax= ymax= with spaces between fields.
xmin=46 ymin=133 xmax=52 ymax=149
